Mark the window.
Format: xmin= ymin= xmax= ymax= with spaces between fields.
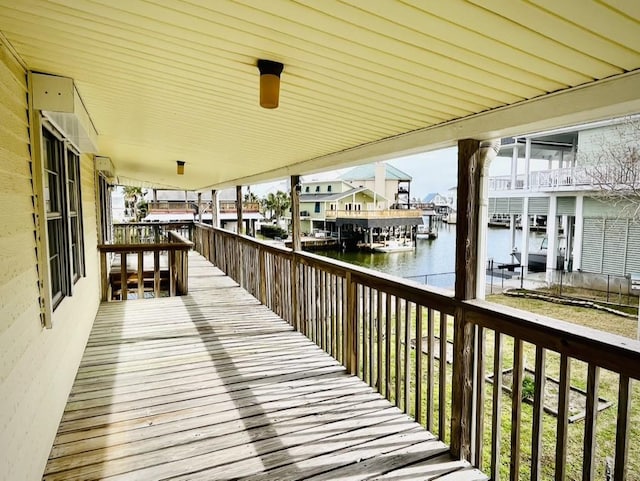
xmin=43 ymin=126 xmax=85 ymax=308
xmin=315 ymin=185 xmax=320 ymax=192
xmin=305 ymin=186 xmax=310 ymax=193
xmin=327 ymin=185 xmax=332 ymax=192
xmin=314 ymin=202 xmax=320 ymax=213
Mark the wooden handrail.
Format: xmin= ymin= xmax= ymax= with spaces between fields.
xmin=99 ymin=230 xmax=192 ymax=301
xmin=192 ymin=222 xmax=640 ymax=480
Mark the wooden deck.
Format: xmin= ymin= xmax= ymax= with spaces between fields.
xmin=44 ymin=252 xmax=486 ymax=481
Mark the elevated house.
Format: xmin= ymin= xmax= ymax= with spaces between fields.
xmin=298 ymin=172 xmax=422 ymax=247
xmin=145 ymin=189 xmax=263 ymax=234
xmin=488 ymin=120 xmax=640 ymax=287
xmin=1 ymin=4 xmax=640 ymax=481
xmin=341 ymin=162 xmax=413 ymax=209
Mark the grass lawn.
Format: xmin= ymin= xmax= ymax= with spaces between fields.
xmin=353 ymin=294 xmax=639 ymax=480
xmin=484 ymin=294 xmax=640 ymax=480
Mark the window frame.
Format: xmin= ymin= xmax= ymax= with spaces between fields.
xmin=41 ymin=121 xmax=86 ymax=310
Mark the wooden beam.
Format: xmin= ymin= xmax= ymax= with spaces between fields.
xmin=236 ymin=185 xmax=243 ymax=235
xmin=451 ymin=139 xmax=482 ymax=461
xmin=290 ymin=175 xmax=301 ymax=251
xmin=211 ymin=189 xmax=218 ymax=228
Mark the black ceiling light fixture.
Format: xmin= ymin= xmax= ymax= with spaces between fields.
xmin=257 ymin=59 xmax=284 ymax=109
xmin=176 ymin=160 xmax=185 ymax=175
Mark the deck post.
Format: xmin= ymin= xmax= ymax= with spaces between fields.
xmin=452 ymin=138 xmax=499 ymax=462
xmin=290 ymin=175 xmax=301 ymax=330
xmin=211 ymin=189 xmax=219 ymax=228
xmin=236 ymin=185 xmax=244 ymax=235
xmin=197 ymin=192 xmax=202 ymax=224
xmin=291 ymin=175 xmax=302 ymax=251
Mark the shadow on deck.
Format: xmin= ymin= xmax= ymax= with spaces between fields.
xmin=43 ymin=253 xmax=485 ymax=480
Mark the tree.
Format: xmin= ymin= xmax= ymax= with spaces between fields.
xmin=580 ymin=117 xmax=640 ymax=220
xmin=262 ymin=190 xmax=291 ymax=221
xmin=122 ymin=186 xmax=147 ymax=221
xmin=244 ymin=191 xmax=259 ymax=203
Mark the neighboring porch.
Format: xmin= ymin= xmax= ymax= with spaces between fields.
xmin=43 ymin=252 xmax=484 ymax=481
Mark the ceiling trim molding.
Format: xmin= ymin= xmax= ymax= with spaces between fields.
xmin=209 ymin=70 xmax=640 ymax=190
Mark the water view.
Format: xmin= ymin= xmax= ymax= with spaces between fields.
xmin=316 ymin=223 xmax=547 ymax=289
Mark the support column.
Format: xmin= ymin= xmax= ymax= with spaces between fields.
xmin=510 ymin=144 xmax=518 ymax=190
xmin=546 ymin=196 xmax=558 ymax=285
xmin=197 ymin=192 xmax=202 ymax=224
xmin=521 ymin=198 xmax=530 ymax=274
xmin=524 ymin=137 xmax=531 ymax=190
xmin=452 ymin=138 xmax=499 ymax=461
xmin=509 ymin=214 xmax=517 ymax=250
xmin=573 ymin=195 xmax=584 ymax=271
xmin=211 ymin=189 xmax=219 ymax=228
xmin=236 ymin=185 xmax=243 ymax=235
xmin=291 ymin=175 xmax=301 ymax=251
xmin=152 ymin=188 xmax=158 ymax=202
xmin=561 ymin=214 xmax=569 ymax=270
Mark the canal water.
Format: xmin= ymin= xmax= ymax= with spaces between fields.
xmin=316 ymin=223 xmax=547 ymax=289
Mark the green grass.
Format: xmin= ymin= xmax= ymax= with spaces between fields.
xmin=346 ymin=295 xmax=639 ymax=480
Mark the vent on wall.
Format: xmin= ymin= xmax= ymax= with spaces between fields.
xmin=31 ymin=72 xmax=98 ymax=153
xmin=95 ymin=156 xmax=115 ymax=181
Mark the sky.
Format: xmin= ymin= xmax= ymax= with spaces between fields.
xmin=251 ymin=146 xmax=550 ymax=201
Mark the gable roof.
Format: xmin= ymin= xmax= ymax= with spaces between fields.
xmin=341 ymin=164 xmax=412 ymax=182
xmin=300 ymin=187 xmax=386 ymax=203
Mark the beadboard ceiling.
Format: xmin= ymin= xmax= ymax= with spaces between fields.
xmin=1 ymin=0 xmax=640 ymax=190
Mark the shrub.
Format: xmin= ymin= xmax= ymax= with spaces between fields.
xmin=260 ymin=225 xmax=288 ymax=239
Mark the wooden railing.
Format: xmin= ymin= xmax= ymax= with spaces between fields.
xmin=99 ymin=230 xmax=192 ymax=301
xmin=113 ymin=221 xmax=194 ymax=244
xmin=193 ymin=223 xmax=640 ymax=480
xmin=325 ymin=209 xmax=422 ymax=219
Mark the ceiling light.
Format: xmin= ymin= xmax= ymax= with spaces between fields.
xmin=257 ymin=59 xmax=284 ymax=109
xmin=176 ymin=160 xmax=185 ymax=175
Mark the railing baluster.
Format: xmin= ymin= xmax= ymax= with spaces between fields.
xmin=137 ymin=251 xmax=144 ymax=299
xmin=385 ymin=293 xmax=392 ymax=399
xmin=427 ymin=308 xmax=435 ymax=432
xmin=490 ymin=332 xmax=503 ymax=481
xmin=474 ymin=325 xmax=485 ymax=469
xmin=355 ymin=283 xmax=361 ymax=378
xmin=439 ymin=311 xmax=447 ymax=441
xmin=404 ymin=301 xmax=411 ymax=414
xmin=377 ymin=290 xmax=383 ymax=395
xmin=100 ymin=251 xmax=108 ymax=301
xmin=531 ymin=346 xmax=546 ymax=480
xmin=169 ymin=250 xmax=176 ymax=296
xmin=369 ymin=287 xmax=375 ymax=388
xmin=510 ymin=338 xmax=523 ymax=481
xmin=153 ymin=250 xmax=160 ymax=298
xmin=555 ymin=354 xmax=570 ymax=481
xmin=362 ymin=286 xmax=369 ymax=383
xmin=582 ymin=364 xmax=599 ymax=481
xmin=614 ymin=375 xmax=631 ymax=481
xmin=415 ymin=305 xmax=423 ymax=424
xmin=120 ymin=252 xmax=127 ymax=300
xmin=346 ymin=272 xmax=357 ymax=375
xmin=395 ymin=296 xmax=402 ymax=408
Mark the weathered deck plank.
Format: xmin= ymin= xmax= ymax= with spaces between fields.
xmin=44 ymin=252 xmax=485 ymax=481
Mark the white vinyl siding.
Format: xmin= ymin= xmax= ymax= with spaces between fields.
xmin=0 ymin=40 xmax=100 ymax=481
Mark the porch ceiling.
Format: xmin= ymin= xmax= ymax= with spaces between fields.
xmin=1 ymin=1 xmax=640 ymax=190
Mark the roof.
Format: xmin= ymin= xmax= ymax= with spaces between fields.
xmin=341 ymin=164 xmax=412 ymax=182
xmin=300 ymin=187 xmax=385 ymax=203
xmin=1 ymin=2 xmax=639 ymax=190
xmin=423 ymin=193 xmax=438 ymax=203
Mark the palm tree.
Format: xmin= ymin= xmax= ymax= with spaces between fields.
xmin=262 ymin=190 xmax=290 ymax=221
xmin=122 ymin=186 xmax=146 ymax=221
